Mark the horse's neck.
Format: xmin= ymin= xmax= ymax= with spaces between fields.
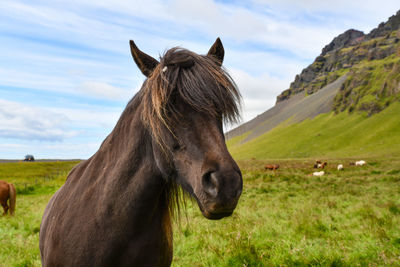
xmin=92 ymin=96 xmax=153 ymax=177
xmin=70 ymin=96 xmax=169 ymax=228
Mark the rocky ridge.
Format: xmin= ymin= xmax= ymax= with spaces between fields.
xmin=276 ymin=10 xmax=400 ymax=112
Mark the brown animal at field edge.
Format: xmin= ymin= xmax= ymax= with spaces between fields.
xmin=265 ymin=164 xmax=279 ymax=170
xmin=0 ymin=180 xmax=16 ymax=215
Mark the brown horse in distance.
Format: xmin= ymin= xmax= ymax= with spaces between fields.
xmin=265 ymin=164 xmax=279 ymax=170
xmin=0 ymin=180 xmax=16 ymax=215
xmin=40 ymin=38 xmax=243 ymax=267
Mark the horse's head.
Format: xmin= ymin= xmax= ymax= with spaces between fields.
xmin=130 ymin=38 xmax=242 ymax=220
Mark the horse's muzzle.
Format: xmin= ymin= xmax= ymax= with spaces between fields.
xmin=198 ymin=168 xmax=242 ymax=220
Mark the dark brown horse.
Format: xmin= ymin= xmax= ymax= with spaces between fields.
xmin=39 ymin=38 xmax=243 ymax=266
xmin=0 ymin=180 xmax=16 ymax=215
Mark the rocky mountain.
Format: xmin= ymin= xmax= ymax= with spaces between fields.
xmin=227 ymin=10 xmax=400 ymax=143
xmin=277 ymin=11 xmax=400 ymax=110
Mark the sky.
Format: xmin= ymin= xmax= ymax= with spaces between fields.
xmin=0 ymin=0 xmax=399 ymax=159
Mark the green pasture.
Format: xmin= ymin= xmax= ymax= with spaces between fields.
xmin=0 ymin=161 xmax=79 ymax=195
xmin=173 ymin=158 xmax=400 ymax=266
xmin=0 ymin=161 xmax=78 ymax=267
xmin=1 ymin=159 xmax=399 ymax=266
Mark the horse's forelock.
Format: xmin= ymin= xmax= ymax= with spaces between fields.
xmin=141 ymin=47 xmax=241 ymax=152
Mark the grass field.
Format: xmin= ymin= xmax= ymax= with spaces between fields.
xmin=1 ymin=159 xmax=399 ymax=266
xmin=173 ymin=158 xmax=400 ymax=266
xmin=0 ymin=161 xmax=79 ymax=267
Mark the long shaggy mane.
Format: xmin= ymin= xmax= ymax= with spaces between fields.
xmin=140 ymin=47 xmax=241 ymax=152
xmin=139 ymin=47 xmax=241 ymax=220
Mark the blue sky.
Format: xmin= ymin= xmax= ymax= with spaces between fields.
xmin=1 ymin=0 xmax=399 ymax=159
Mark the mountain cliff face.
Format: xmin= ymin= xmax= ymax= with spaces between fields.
xmin=276 ymin=10 xmax=400 ymax=116
xmin=227 ymin=10 xmax=400 ymax=146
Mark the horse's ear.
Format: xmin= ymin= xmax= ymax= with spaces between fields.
xmin=130 ymin=40 xmax=159 ymax=77
xmin=207 ymin=37 xmax=224 ymax=66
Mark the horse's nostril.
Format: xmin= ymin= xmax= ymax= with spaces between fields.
xmin=202 ymin=171 xmax=218 ymax=198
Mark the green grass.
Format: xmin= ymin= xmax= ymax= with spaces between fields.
xmin=333 ymin=54 xmax=400 ymax=114
xmin=0 ymin=161 xmax=79 ymax=195
xmin=0 ymin=161 xmax=78 ymax=182
xmin=228 ymin=101 xmax=400 ymax=160
xmin=173 ymin=158 xmax=400 ymax=266
xmin=0 ymin=194 xmax=51 ymax=267
xmin=0 ymin=161 xmax=79 ymax=267
xmin=226 ymin=131 xmax=251 ymax=147
xmin=2 ymin=159 xmax=400 ymax=266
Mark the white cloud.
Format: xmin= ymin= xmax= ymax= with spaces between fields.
xmin=0 ymin=99 xmax=76 ymax=141
xmin=251 ymin=0 xmax=400 ymax=34
xmin=0 ymin=142 xmax=100 ymax=159
xmin=0 ymin=0 xmax=348 ymax=59
xmin=253 ymin=0 xmax=399 ymax=16
xmin=163 ymin=0 xmax=382 ymax=59
xmin=1 ymin=0 xmax=399 ymax=158
xmin=229 ymin=68 xmax=289 ymax=122
xmin=77 ymin=81 xmax=134 ymax=101
xmin=47 ymin=106 xmax=122 ymax=129
xmin=0 ymin=98 xmax=125 ymax=158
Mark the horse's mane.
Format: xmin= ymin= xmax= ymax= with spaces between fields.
xmin=137 ymin=47 xmax=241 ymax=220
xmin=140 ymin=47 xmax=241 ymax=153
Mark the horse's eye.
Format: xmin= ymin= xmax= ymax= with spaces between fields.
xmin=172 ymin=143 xmax=180 ymax=151
xmin=172 ymin=143 xmax=186 ymax=151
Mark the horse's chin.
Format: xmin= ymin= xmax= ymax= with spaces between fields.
xmin=195 ymin=198 xmax=234 ymax=220
xmin=201 ymin=210 xmax=233 ymax=220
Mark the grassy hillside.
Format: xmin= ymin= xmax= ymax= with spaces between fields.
xmin=334 ymin=54 xmax=400 ymax=115
xmin=228 ymin=101 xmax=400 ymax=160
